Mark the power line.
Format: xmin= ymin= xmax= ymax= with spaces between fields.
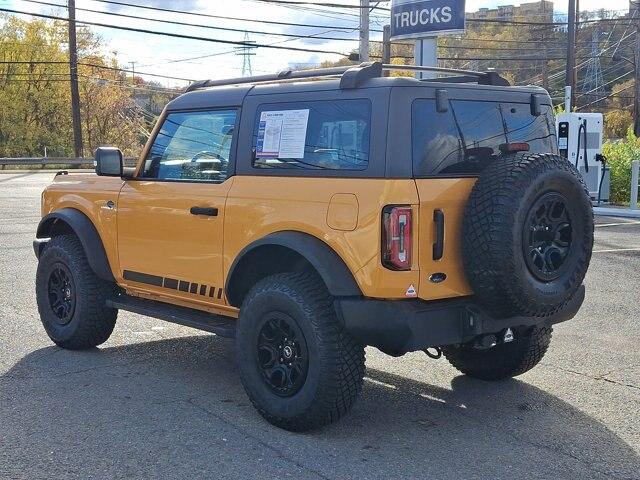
xmin=0 ymin=60 xmax=195 ymax=81
xmin=2 ymin=73 xmax=178 ymax=92
xmin=249 ymin=0 xmax=390 ymax=9
xmin=18 ymin=0 xmax=363 ymax=42
xmin=86 ymin=0 xmax=371 ymax=31
xmin=0 ymin=7 xmax=350 ymax=56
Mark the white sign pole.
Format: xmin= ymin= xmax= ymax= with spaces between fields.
xmin=414 ymin=37 xmax=438 ymax=79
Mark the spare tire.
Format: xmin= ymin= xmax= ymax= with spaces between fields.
xmin=462 ymin=153 xmax=593 ymax=318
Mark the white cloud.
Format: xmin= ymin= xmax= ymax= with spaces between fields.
xmin=6 ymin=0 xmax=633 ymax=86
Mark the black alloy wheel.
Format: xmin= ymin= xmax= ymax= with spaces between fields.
xmin=523 ymin=192 xmax=573 ymax=282
xmin=257 ymin=313 xmax=309 ymax=397
xmin=461 ymin=152 xmax=593 ymax=318
xmin=47 ymin=263 xmax=76 ymax=325
xmin=236 ymin=272 xmax=365 ymax=431
xmin=36 ymin=235 xmax=118 ymax=349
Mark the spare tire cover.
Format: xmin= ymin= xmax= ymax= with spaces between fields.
xmin=462 ymin=153 xmax=593 ymax=318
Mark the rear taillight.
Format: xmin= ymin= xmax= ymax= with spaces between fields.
xmin=382 ymin=206 xmax=412 ymax=270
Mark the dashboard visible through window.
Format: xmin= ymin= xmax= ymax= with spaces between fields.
xmin=141 ymin=109 xmax=237 ymax=182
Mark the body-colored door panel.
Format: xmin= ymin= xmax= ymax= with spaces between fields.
xmin=223 ymin=176 xmax=421 ymax=300
xmin=415 ymin=178 xmax=474 ymax=300
xmin=117 ymin=179 xmax=233 ymax=307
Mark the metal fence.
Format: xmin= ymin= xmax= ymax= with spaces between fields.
xmin=632 ymin=160 xmax=639 ymax=211
xmin=0 ymin=157 xmax=94 ymax=169
xmin=0 ymin=157 xmax=137 ymax=169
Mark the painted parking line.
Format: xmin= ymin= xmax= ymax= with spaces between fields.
xmin=592 ymin=247 xmax=640 ymax=253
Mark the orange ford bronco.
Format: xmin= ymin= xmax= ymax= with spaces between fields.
xmin=34 ymin=63 xmax=593 ymax=431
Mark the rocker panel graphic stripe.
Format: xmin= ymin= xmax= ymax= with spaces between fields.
xmin=123 ymin=270 xmax=224 ymax=300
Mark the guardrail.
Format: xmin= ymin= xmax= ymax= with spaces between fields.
xmin=632 ymin=160 xmax=639 ymax=210
xmin=0 ymin=157 xmax=137 ymax=169
xmin=0 ymin=157 xmax=94 ymax=169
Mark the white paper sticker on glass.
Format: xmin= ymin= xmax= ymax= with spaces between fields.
xmin=256 ymin=109 xmax=310 ymax=159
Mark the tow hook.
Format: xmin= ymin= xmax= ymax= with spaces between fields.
xmin=473 ymin=328 xmax=515 ymax=350
xmin=503 ymin=327 xmax=515 ymax=343
xmin=423 ymin=347 xmax=442 ymax=359
xmin=473 ymin=334 xmax=498 ymax=350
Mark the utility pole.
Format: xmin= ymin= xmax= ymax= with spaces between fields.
xmin=631 ymin=1 xmax=640 ymax=136
xmin=68 ymin=0 xmax=83 ymax=159
xmin=382 ymin=25 xmax=391 ymax=76
xmin=359 ymin=0 xmax=369 ymax=62
xmin=129 ymin=61 xmax=137 ymax=83
xmin=566 ymin=0 xmax=577 ymax=110
xmin=574 ymin=0 xmax=580 ymax=104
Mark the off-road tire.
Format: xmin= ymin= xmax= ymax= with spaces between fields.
xmin=236 ymin=272 xmax=365 ymax=432
xmin=463 ymin=153 xmax=593 ymax=318
xmin=442 ymin=326 xmax=552 ymax=381
xmin=36 ymin=235 xmax=117 ymax=349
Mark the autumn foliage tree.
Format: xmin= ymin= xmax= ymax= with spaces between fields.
xmin=0 ymin=15 xmax=175 ymax=158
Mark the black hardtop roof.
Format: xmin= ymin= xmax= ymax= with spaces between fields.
xmin=167 ymin=75 xmax=549 ymax=112
xmin=167 ymin=63 xmax=550 ymax=111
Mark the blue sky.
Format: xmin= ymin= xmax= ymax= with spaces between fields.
xmin=1 ymin=0 xmax=632 ymax=87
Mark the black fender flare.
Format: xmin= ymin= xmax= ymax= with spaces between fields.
xmin=36 ymin=208 xmax=115 ymax=282
xmin=225 ymin=231 xmax=362 ymax=307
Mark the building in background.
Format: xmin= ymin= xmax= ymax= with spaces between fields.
xmin=468 ymin=0 xmax=554 ymax=21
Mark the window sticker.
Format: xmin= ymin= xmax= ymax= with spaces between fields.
xmin=256 ymin=109 xmax=310 ymax=159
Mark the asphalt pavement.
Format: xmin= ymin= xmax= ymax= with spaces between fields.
xmin=1 ymin=172 xmax=638 ymax=480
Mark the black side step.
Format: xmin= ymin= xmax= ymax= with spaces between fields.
xmin=107 ymin=294 xmax=236 ymax=338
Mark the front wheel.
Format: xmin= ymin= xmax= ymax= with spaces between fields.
xmin=36 ymin=235 xmax=117 ymax=349
xmin=236 ymin=272 xmax=365 ymax=432
xmin=442 ymin=326 xmax=552 ymax=381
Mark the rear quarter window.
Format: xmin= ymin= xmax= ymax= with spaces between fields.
xmin=251 ymin=99 xmax=371 ymax=171
xmin=412 ymin=99 xmax=557 ymax=177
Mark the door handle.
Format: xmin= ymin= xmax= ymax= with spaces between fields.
xmin=190 ymin=206 xmax=218 ymax=216
xmin=433 ymin=209 xmax=445 ymax=260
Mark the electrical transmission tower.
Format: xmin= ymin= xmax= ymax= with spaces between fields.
xmin=235 ymin=32 xmax=257 ymax=77
xmin=581 ymin=28 xmax=605 ymax=96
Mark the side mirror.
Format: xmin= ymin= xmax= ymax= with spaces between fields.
xmin=95 ymin=147 xmax=123 ymax=177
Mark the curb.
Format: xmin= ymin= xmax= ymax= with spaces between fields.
xmin=593 ymin=207 xmax=640 ymax=218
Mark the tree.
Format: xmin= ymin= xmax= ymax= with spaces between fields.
xmin=0 ymin=15 xmax=176 ymax=158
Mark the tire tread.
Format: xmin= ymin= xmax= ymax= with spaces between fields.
xmin=36 ymin=234 xmax=117 ymax=349
xmin=442 ymin=326 xmax=553 ymax=380
xmin=238 ymin=272 xmax=365 ymax=432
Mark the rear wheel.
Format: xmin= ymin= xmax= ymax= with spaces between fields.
xmin=36 ymin=235 xmax=117 ymax=349
xmin=442 ymin=326 xmax=552 ymax=381
xmin=236 ymin=272 xmax=365 ymax=432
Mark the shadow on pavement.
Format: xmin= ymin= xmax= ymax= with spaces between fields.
xmin=1 ymin=335 xmax=637 ymax=479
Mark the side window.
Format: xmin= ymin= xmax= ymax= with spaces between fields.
xmin=141 ymin=109 xmax=237 ymax=182
xmin=252 ymin=99 xmax=371 ymax=171
xmin=412 ymin=99 xmax=557 ymax=176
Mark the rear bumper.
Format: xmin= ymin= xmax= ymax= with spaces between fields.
xmin=335 ymin=285 xmax=585 ymax=355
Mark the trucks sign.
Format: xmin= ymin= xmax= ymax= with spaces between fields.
xmin=390 ymin=0 xmax=466 ymax=40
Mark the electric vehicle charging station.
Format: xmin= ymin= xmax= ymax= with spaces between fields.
xmin=556 ymin=88 xmax=610 ymax=203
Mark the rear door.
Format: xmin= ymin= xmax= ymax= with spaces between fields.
xmin=117 ymin=108 xmax=238 ymax=309
xmin=400 ymin=89 xmax=557 ymax=300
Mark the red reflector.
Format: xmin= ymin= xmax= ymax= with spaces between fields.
xmin=500 ymin=142 xmax=530 ymax=153
xmin=382 ymin=206 xmax=412 ymax=270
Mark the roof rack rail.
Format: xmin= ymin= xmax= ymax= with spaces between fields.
xmin=184 ymin=61 xmax=510 ymax=93
xmin=381 ymin=64 xmax=510 ymax=86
